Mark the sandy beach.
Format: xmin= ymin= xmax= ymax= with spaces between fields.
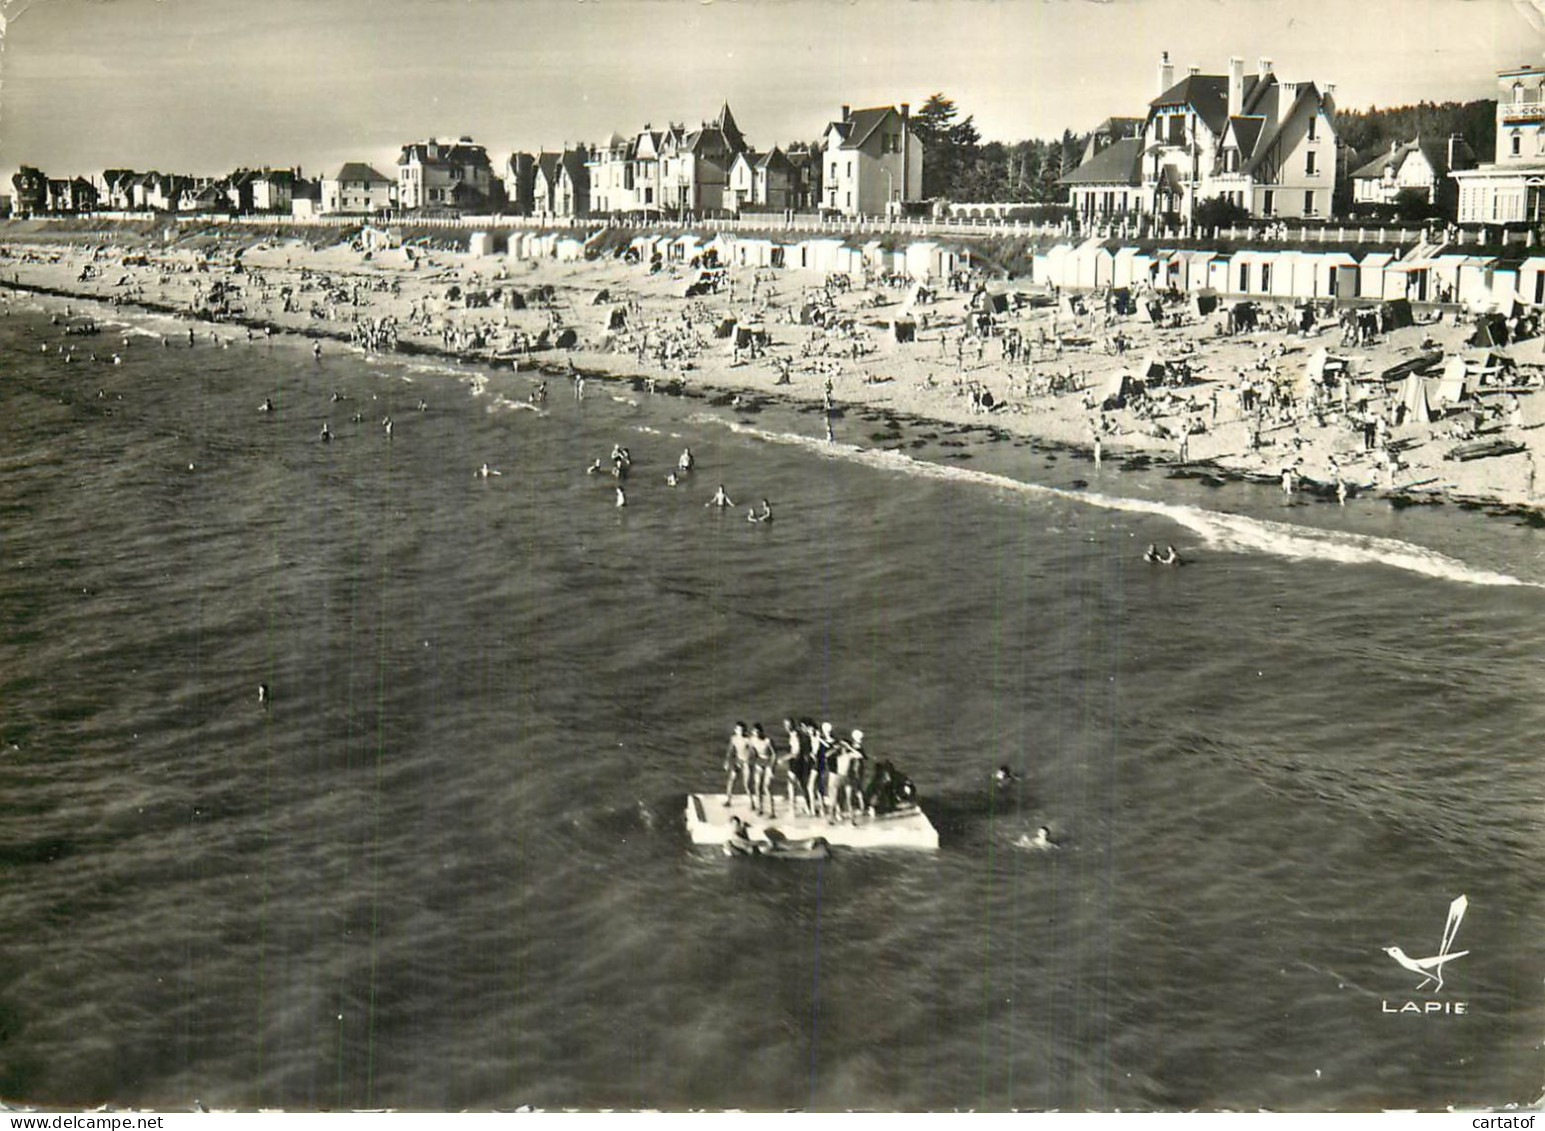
xmin=4 ymin=221 xmax=1543 ymax=516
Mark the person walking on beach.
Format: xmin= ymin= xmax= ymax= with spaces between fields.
xmin=723 ymin=722 xmax=753 ymax=805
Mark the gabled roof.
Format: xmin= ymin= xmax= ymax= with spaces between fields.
xmin=837 ymin=106 xmax=897 ymax=150
xmin=1060 ymin=137 xmax=1144 ymax=186
xmin=1242 ymin=83 xmax=1320 ymax=175
xmin=332 ymin=162 xmax=391 ymax=185
xmin=757 ymin=147 xmax=792 ymax=172
xmin=535 ymin=152 xmax=562 ymax=185
xmin=1225 ymin=115 xmax=1265 ymax=160
xmin=1151 ymin=73 xmax=1265 ymax=136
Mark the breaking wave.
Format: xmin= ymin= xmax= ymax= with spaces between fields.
xmin=691 ymin=414 xmax=1539 ymax=589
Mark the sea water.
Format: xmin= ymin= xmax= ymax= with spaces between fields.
xmin=0 ymin=296 xmax=1541 ymax=1111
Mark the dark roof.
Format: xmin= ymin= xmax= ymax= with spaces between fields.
xmin=333 ymin=162 xmax=391 ymax=185
xmin=757 ymin=147 xmax=792 ymax=172
xmin=1242 ymin=83 xmax=1317 ymax=175
xmin=535 ymin=152 xmax=562 ymax=185
xmin=715 ymin=102 xmax=746 ymax=152
xmin=840 ymin=106 xmax=896 ymax=150
xmin=1060 ymin=137 xmax=1143 ymax=186
xmin=399 ymin=141 xmax=490 ymax=169
xmin=1151 ymin=73 xmax=1266 ymax=136
xmin=1227 ymin=116 xmax=1265 ymax=160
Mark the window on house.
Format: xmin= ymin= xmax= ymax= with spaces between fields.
xmin=1513 ymin=132 xmax=1523 ymax=157
xmin=846 ymin=191 xmax=852 ymax=207
xmin=1168 ymin=114 xmax=1185 ymax=145
xmin=1515 ymin=82 xmax=1526 ymax=104
xmin=1307 ymin=115 xmax=1317 ymax=142
xmin=1306 ymin=151 xmax=1317 ymax=176
xmin=1304 ymin=190 xmax=1315 ymax=215
xmin=1262 ymin=189 xmax=1274 ymax=216
xmin=1261 ymin=263 xmax=1272 ymax=291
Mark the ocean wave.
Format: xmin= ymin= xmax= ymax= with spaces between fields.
xmin=690 ymin=414 xmax=1539 ymax=589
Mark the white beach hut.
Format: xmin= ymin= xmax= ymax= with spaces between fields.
xmin=1359 ymin=252 xmax=1394 ymax=300
xmin=1516 ymin=256 xmax=1545 ymax=307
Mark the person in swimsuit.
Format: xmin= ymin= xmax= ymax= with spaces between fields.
xmin=678 ymin=448 xmax=695 ymax=473
xmin=748 ymin=723 xmax=777 ymax=816
xmin=723 ymin=722 xmax=752 ymax=805
xmin=781 ymin=718 xmax=809 ymax=816
xmin=706 ymin=485 xmax=735 ymax=508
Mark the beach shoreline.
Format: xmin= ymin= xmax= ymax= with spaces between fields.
xmin=4 ymin=222 xmax=1543 ymax=525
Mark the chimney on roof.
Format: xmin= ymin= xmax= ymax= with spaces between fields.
xmin=1158 ymin=51 xmax=1174 ymax=96
xmin=1188 ymin=64 xmax=1201 ymax=77
xmin=1258 ymin=57 xmax=1273 ymax=81
xmin=841 ymin=104 xmax=851 ymax=121
xmin=901 ymin=102 xmax=910 ymax=120
xmin=1228 ymin=56 xmax=1245 ymax=117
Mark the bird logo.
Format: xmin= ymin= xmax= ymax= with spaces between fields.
xmin=1384 ymin=895 xmax=1468 ymax=994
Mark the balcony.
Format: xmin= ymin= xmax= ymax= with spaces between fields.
xmin=1500 ymin=99 xmax=1545 ymax=123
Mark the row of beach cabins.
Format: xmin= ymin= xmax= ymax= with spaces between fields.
xmin=1030 ymin=238 xmax=1545 ymax=312
xmin=468 ymin=226 xmax=1545 ymax=312
xmin=468 ymin=228 xmax=970 ymax=281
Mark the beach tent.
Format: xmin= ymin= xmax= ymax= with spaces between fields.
xmin=714 ymin=317 xmax=736 ymax=339
xmin=891 ymin=318 xmax=917 ymax=343
xmin=1399 ymin=371 xmax=1434 ymax=424
xmin=554 ymin=328 xmax=578 ymax=349
xmin=1103 ymin=368 xmax=1133 ymax=406
xmin=1383 ymin=298 xmax=1415 ymax=329
xmin=1133 ymin=356 xmax=1167 ymax=385
xmin=1435 ymin=357 xmax=1469 ymax=406
xmin=1193 ymin=288 xmax=1220 ymax=317
xmin=1111 ymin=287 xmax=1134 ymax=315
xmin=1470 ymin=313 xmax=1510 ymax=348
xmin=608 ymin=306 xmax=628 ymax=331
xmin=1360 ymin=253 xmax=1394 ymax=300
xmin=590 ymin=289 xmax=611 ymax=305
xmin=504 ymin=290 xmax=527 ymax=310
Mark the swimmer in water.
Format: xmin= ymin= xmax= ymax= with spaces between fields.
xmin=313 ymin=342 xmax=323 ymax=359
xmin=477 ymin=463 xmax=501 ymax=478
xmin=319 ymin=422 xmax=332 ymax=443
xmin=259 ymin=398 xmax=274 ymax=413
xmin=747 ymin=499 xmax=773 ymax=523
xmin=257 ymin=682 xmax=270 ymax=706
xmin=1143 ymin=543 xmax=1160 ymax=563
xmin=1158 ymin=545 xmax=1181 ymax=566
xmin=587 ymin=458 xmax=604 ymax=475
xmin=706 ymin=485 xmax=735 ymax=508
xmin=1016 ymin=826 xmax=1058 ymax=851
xmin=383 ymin=417 xmax=393 ymax=438
xmin=993 ymin=765 xmax=1019 ymax=787
xmin=666 ymin=472 xmax=678 ymax=487
xmin=678 ymin=448 xmax=695 ymax=473
xmin=615 ymin=486 xmax=627 ymax=508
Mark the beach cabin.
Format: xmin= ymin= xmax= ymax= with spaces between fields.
xmin=469 ymin=231 xmax=493 ymax=257
xmin=1289 ymin=252 xmax=1321 ymax=300
xmin=1457 ymin=256 xmax=1499 ymax=308
xmin=1179 ymin=251 xmax=1214 ymax=295
xmin=1428 ymin=254 xmax=1471 ymax=303
xmin=1205 ymin=254 xmax=1233 ymax=295
xmin=1314 ymin=252 xmax=1359 ymax=300
xmin=904 ymin=241 xmax=941 ymax=281
xmin=1359 ymin=253 xmax=1394 ymax=301
xmin=1515 ymin=257 xmax=1545 ymax=307
xmin=798 ymin=238 xmax=845 ymax=272
xmin=1228 ymin=250 xmax=1265 ymax=296
xmin=1112 ymin=247 xmax=1143 ymax=289
xmin=555 ymin=237 xmax=585 ymax=262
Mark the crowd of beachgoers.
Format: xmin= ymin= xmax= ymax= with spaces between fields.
xmin=3 ymin=224 xmax=1543 ymax=512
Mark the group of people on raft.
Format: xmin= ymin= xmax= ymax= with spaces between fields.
xmin=722 ymin=719 xmax=917 ymax=823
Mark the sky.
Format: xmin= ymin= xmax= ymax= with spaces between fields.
xmin=0 ymin=0 xmax=1543 ymax=182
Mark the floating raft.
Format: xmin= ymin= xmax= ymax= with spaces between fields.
xmin=685 ymin=794 xmax=939 ymax=851
xmin=1445 ymin=438 xmax=1527 ymax=462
